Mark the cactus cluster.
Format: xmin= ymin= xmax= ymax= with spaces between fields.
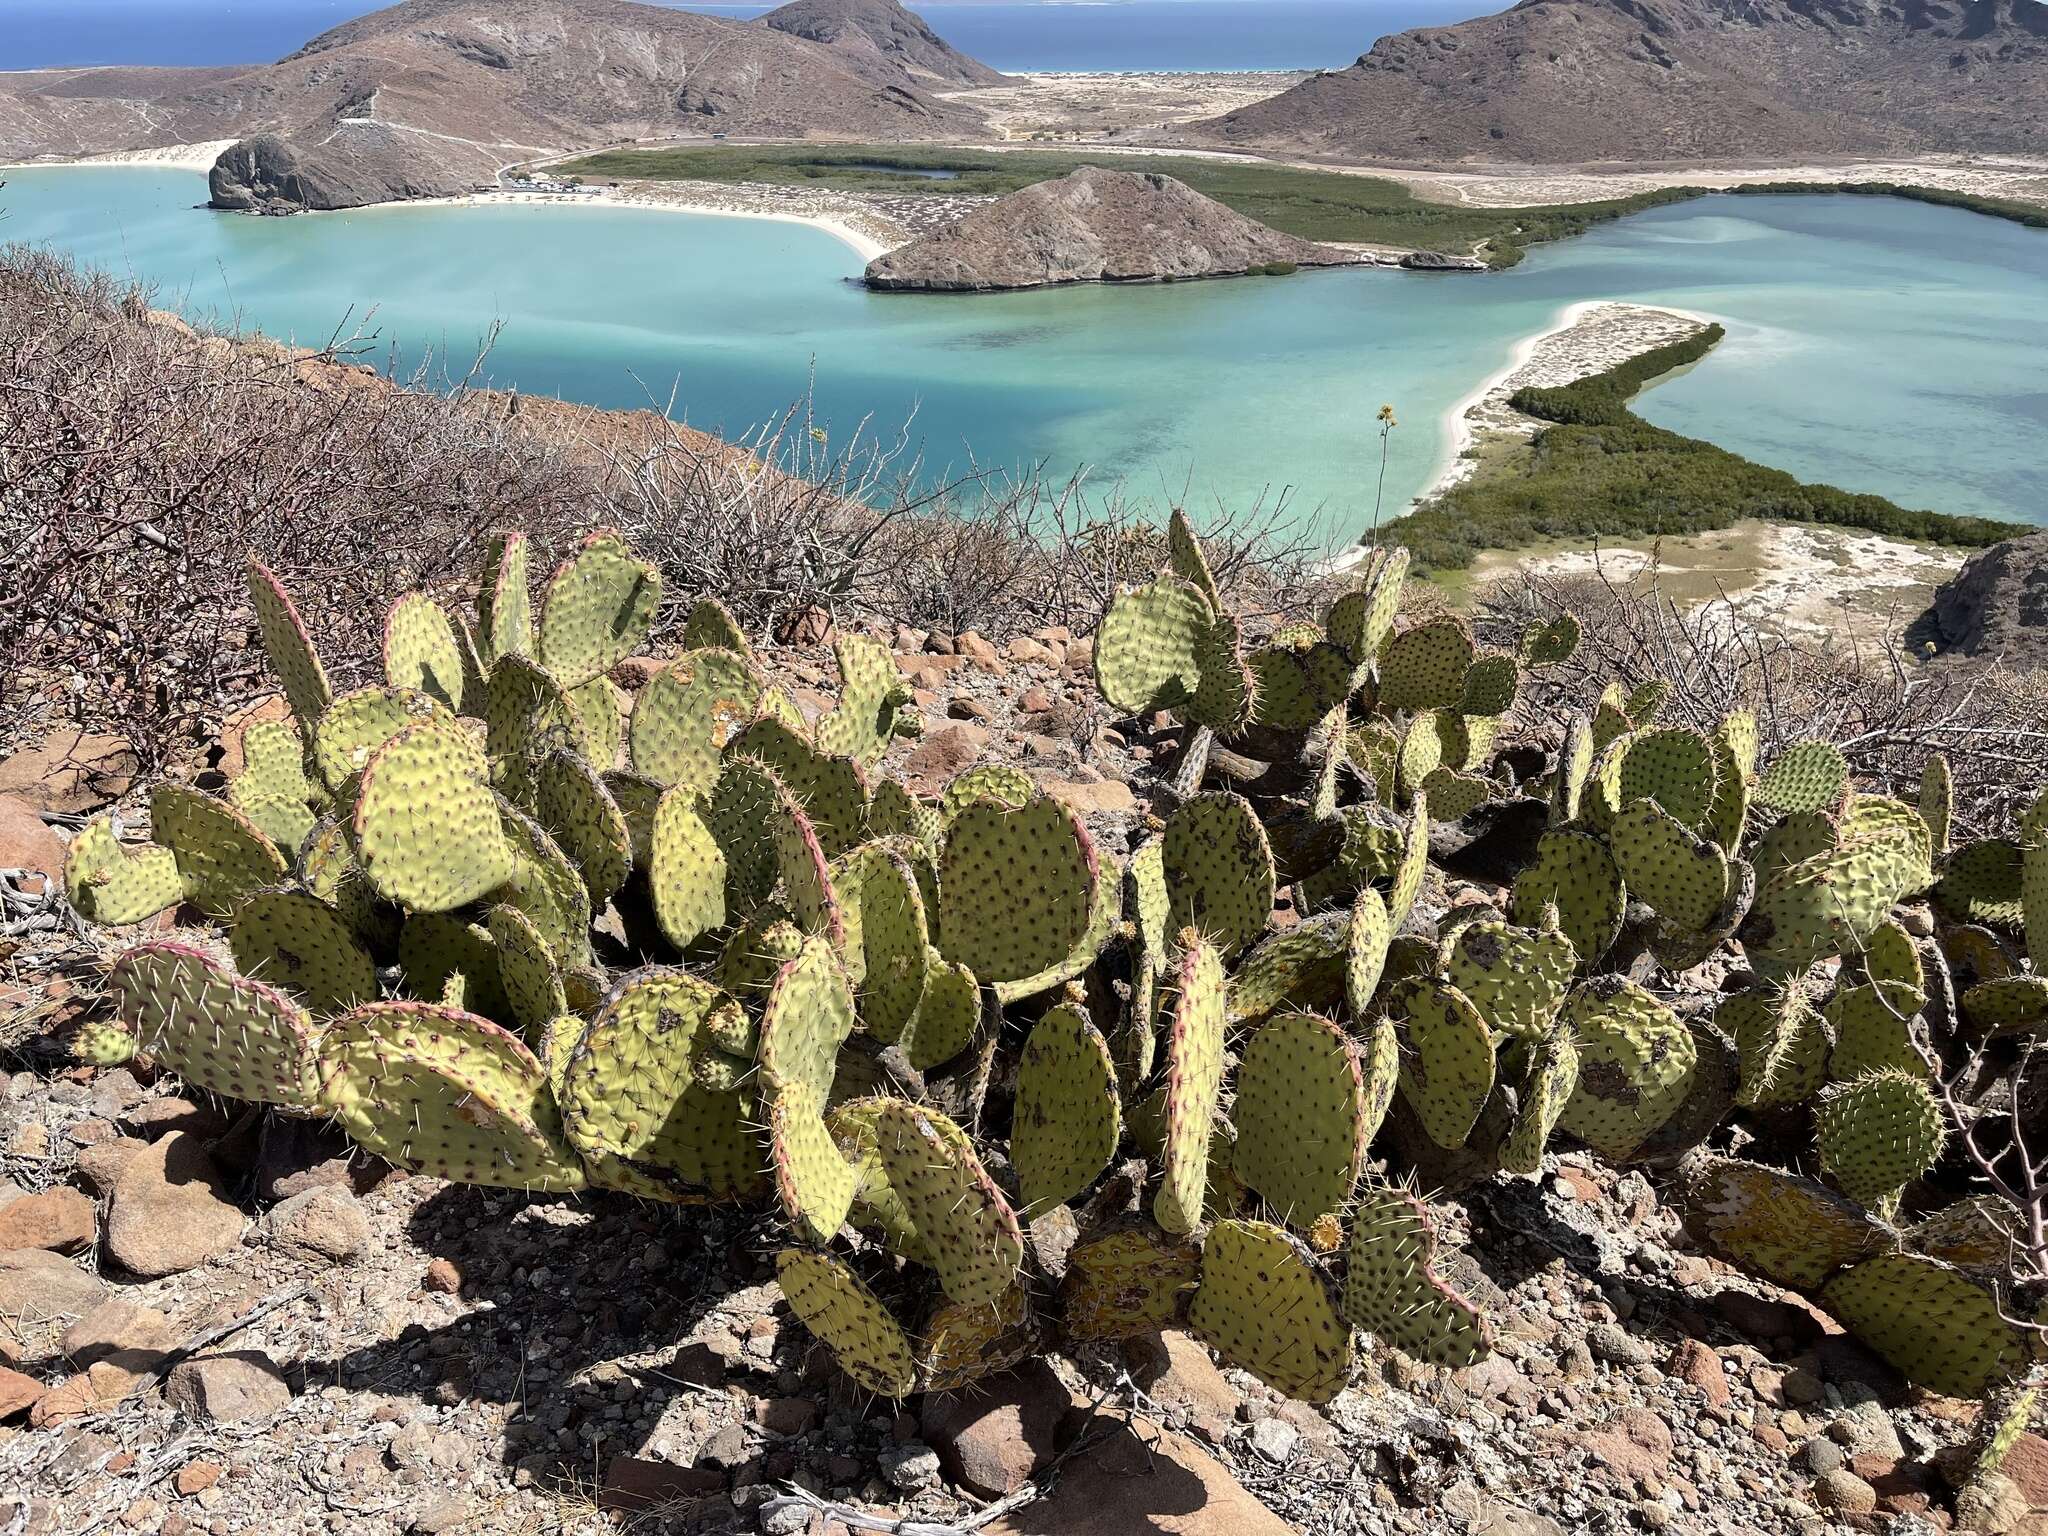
xmin=65 ymin=526 xmax=2048 ymax=1412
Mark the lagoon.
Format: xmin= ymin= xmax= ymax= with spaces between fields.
xmin=2 ymin=167 xmax=2043 ymax=541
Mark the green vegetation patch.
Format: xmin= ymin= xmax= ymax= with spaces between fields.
xmin=1400 ymin=326 xmax=2025 ymax=573
xmin=552 ymin=145 xmax=1697 ymax=268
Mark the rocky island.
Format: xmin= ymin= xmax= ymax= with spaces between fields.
xmin=863 ymin=165 xmax=1357 ymax=291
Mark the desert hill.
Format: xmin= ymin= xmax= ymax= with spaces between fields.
xmin=0 ymin=0 xmax=999 ymax=211
xmin=864 ymin=165 xmax=1355 ymax=290
xmin=1189 ymin=0 xmax=2048 ymax=163
xmin=761 ymin=0 xmax=1013 ymax=87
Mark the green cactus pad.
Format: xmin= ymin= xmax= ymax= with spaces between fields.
xmin=1341 ymin=889 xmax=1392 ymax=1019
xmin=681 ymin=595 xmax=751 ymax=655
xmin=1816 ymin=1069 xmax=1946 ymax=1209
xmin=898 ymin=948 xmax=979 ymax=1071
xmin=815 ymin=633 xmax=912 ymax=768
xmin=1188 ymin=613 xmax=1257 ymax=734
xmin=149 ymin=784 xmax=289 ymax=916
xmin=825 ymin=1096 xmax=933 ymax=1263
xmin=1094 ymin=576 xmax=1212 ymax=716
xmin=229 ymin=888 xmax=378 ymax=1015
xmin=315 ymin=1000 xmax=587 ymax=1190
xmin=1342 ymin=1182 xmax=1494 ymax=1367
xmin=1610 ymin=799 xmax=1730 ymax=931
xmin=353 ymin=722 xmax=514 ymax=911
xmin=1519 ymin=611 xmax=1581 ymax=667
xmin=1826 ymin=981 xmax=1927 ymax=1081
xmin=227 ymin=719 xmax=318 ymax=852
xmin=839 ymin=843 xmax=932 ymax=1041
xmin=567 ymin=675 xmax=625 ymax=771
xmin=1058 ymin=1225 xmax=1199 ymax=1342
xmin=875 ymin=1099 xmax=1025 ymax=1309
xmin=868 ymin=778 xmax=943 ymax=850
xmin=1160 ymin=793 xmax=1274 ymax=959
xmin=1166 ymin=506 xmax=1223 ymax=606
xmin=110 ymin=940 xmax=318 ymax=1107
xmin=1500 ymin=1027 xmax=1581 ymax=1176
xmin=1387 ymin=794 xmax=1432 ymax=928
xmin=1906 ymin=1197 xmax=2016 ymax=1273
xmin=1189 ymin=1219 xmax=1349 ymax=1404
xmin=487 ymin=905 xmax=568 ymax=1037
xmin=1510 ymin=831 xmax=1626 ymax=969
xmin=1934 ymin=839 xmax=2025 ymax=929
xmin=1748 ymin=829 xmax=1931 ymax=975
xmin=1154 ymin=936 xmax=1228 ymax=1235
xmin=493 ymin=802 xmax=592 ymax=967
xmin=760 ymin=939 xmax=861 ymax=1239
xmin=1757 ymin=740 xmax=1851 ymax=815
xmin=1616 ymin=727 xmax=1718 ymax=831
xmin=247 ymin=558 xmax=333 ymax=732
xmin=1325 ymin=545 xmax=1409 ymax=661
xmin=774 ymin=1249 xmax=918 ymax=1397
xmin=1919 ymin=753 xmax=1953 ymax=853
xmin=383 ymin=592 xmax=467 ymax=712
xmin=1961 ymin=976 xmax=2048 ymax=1035
xmin=1396 ymin=714 xmax=1444 ymax=799
xmin=1856 ymin=918 xmax=1927 ymax=1002
xmin=939 ymin=763 xmax=1037 ymax=820
xmin=1377 ymin=618 xmax=1475 ymax=714
xmin=64 ymin=817 xmax=183 ymax=926
xmin=1459 ymin=654 xmax=1521 ymax=718
xmin=1551 ymin=715 xmax=1595 ymax=825
xmin=69 ymin=1019 xmax=138 ymax=1067
xmin=628 ymin=648 xmax=763 ymax=793
xmin=1388 ymin=978 xmax=1495 ymax=1149
xmin=484 ymin=653 xmax=583 ymax=792
xmin=1013 ymin=1004 xmax=1121 ymax=1216
xmin=398 ymin=913 xmax=511 ymax=1025
xmin=648 ymin=788 xmax=730 ymax=950
xmin=1443 ymin=920 xmax=1578 ymax=1039
xmin=728 ymin=718 xmax=869 ymax=861
xmin=533 ymin=750 xmax=633 ymax=908
xmin=1233 ymin=1013 xmax=1366 ymax=1228
xmin=920 ymin=1285 xmax=1040 ymax=1394
xmin=1704 ymin=734 xmax=1752 ymax=854
xmin=1246 ymin=640 xmax=1353 ymax=732
xmin=299 ymin=819 xmax=396 ymax=953
xmin=1420 ymin=767 xmax=1492 ymax=824
xmin=475 ymin=532 xmax=533 ymax=664
xmin=312 ymin=685 xmax=452 ymax=794
xmin=534 ymin=530 xmax=659 ymax=688
xmin=1558 ymin=978 xmax=1696 ymax=1160
xmin=938 ymin=795 xmax=1096 ymax=986
xmin=1677 ymin=1155 xmax=1891 ymax=1290
xmin=1721 ymin=987 xmax=1829 ymax=1109
xmin=560 ymin=967 xmax=760 ymax=1201
xmin=1821 ymin=1254 xmax=2026 ymax=1397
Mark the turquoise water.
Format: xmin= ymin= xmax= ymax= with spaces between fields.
xmin=2 ymin=167 xmax=2044 ymax=538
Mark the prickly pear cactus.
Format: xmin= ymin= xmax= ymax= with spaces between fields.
xmin=1815 ymin=1069 xmax=1945 ymax=1211
xmin=1820 ymin=1253 xmax=2028 ymax=1398
xmin=1190 ymin=1219 xmax=1350 ymax=1404
xmin=1342 ymin=1182 xmax=1493 ymax=1368
xmin=874 ymin=1100 xmax=1024 ymax=1309
xmin=110 ymin=940 xmax=319 ymax=1108
xmin=1155 ymin=935 xmax=1228 ymax=1235
xmin=1232 ymin=1012 xmax=1367 ymax=1229
xmin=1012 ymin=1003 xmax=1121 ymax=1217
xmin=1557 ymin=979 xmax=1696 ymax=1161
xmin=775 ymin=1250 xmax=918 ymax=1397
xmin=1389 ymin=978 xmax=1495 ymax=1150
xmin=1161 ymin=792 xmax=1274 ymax=959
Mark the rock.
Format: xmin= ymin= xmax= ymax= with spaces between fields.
xmin=0 ymin=1248 xmax=106 ymax=1363
xmin=2001 ymin=1432 xmax=2048 ymax=1507
xmin=1040 ymin=777 xmax=1139 ymax=817
xmin=75 ymin=1138 xmax=147 ymax=1193
xmin=60 ymin=1300 xmax=172 ymax=1371
xmin=422 ymin=1257 xmax=463 ymax=1295
xmin=1666 ymin=1338 xmax=1731 ymax=1407
xmin=1710 ymin=1289 xmax=1826 ymax=1346
xmin=0 ymin=797 xmax=66 ymax=895
xmin=175 ymin=1462 xmax=223 ymax=1497
xmin=947 ymin=696 xmax=996 ymax=722
xmin=1926 ymin=531 xmax=2048 ymax=663
xmin=0 ymin=731 xmax=137 ymax=813
xmin=1247 ymin=1417 xmax=1299 ymax=1464
xmin=163 ymin=1351 xmax=291 ymax=1423
xmin=1400 ymin=250 xmax=1488 ymax=272
xmin=700 ymin=1422 xmax=749 ymax=1470
xmin=250 ymin=1115 xmax=379 ymax=1200
xmin=1781 ymin=1366 xmax=1826 ymax=1405
xmin=28 ymin=1360 xmax=141 ymax=1426
xmin=0 ymin=1187 xmax=96 ymax=1253
xmin=597 ymin=1454 xmax=725 ymax=1511
xmin=0 ymin=1364 xmax=46 ymax=1420
xmin=1574 ymin=1407 xmax=1673 ymax=1485
xmin=265 ymin=1185 xmax=370 ymax=1261
xmin=1586 ymin=1323 xmax=1653 ymax=1367
xmin=900 ymin=723 xmax=989 ymax=787
xmin=123 ymin=1097 xmax=232 ymax=1143
xmin=1805 ymin=1437 xmax=1846 ymax=1475
xmin=1018 ymin=686 xmax=1056 ymax=714
xmin=754 ymin=1396 xmax=818 ymax=1436
xmin=956 ymin=632 xmax=1003 ymax=671
xmin=409 ymin=1494 xmax=472 ymax=1534
xmin=922 ymin=1360 xmax=1068 ymax=1498
xmin=866 ymin=167 xmax=1355 ymax=293
xmin=879 ymin=1440 xmax=943 ymax=1493
xmin=1124 ymin=1332 xmax=1239 ymax=1440
xmin=209 ymin=131 xmax=474 ymax=215
xmin=105 ymin=1131 xmax=245 ymax=1278
xmin=1814 ymin=1468 xmax=1878 ymax=1515
xmin=984 ymin=1417 xmax=1293 ymax=1535
xmin=1005 ymin=636 xmax=1054 ymax=665
xmin=1954 ymin=1472 xmax=2028 ymax=1533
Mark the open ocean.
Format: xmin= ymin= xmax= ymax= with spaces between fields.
xmin=6 ymin=0 xmax=1494 ymax=73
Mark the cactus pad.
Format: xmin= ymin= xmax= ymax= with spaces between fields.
xmin=816 ymin=633 xmax=913 ymax=768
xmin=1558 ymin=979 xmax=1696 ymax=1161
xmin=64 ymin=817 xmax=183 ymax=926
xmin=682 ymin=595 xmax=751 ymax=656
xmin=1154 ymin=935 xmax=1228 ymax=1235
xmin=312 ymin=685 xmax=450 ymax=793
xmin=536 ymin=530 xmax=660 ymax=688
xmin=476 ymin=532 xmax=533 ymax=663
xmin=1247 ymin=640 xmax=1353 ymax=732
xmin=354 ymin=722 xmax=514 ymax=912
xmin=1389 ymin=978 xmax=1496 ymax=1149
xmin=838 ymin=844 xmax=929 ymax=1042
xmin=1722 ymin=987 xmax=1828 ymax=1108
xmin=110 ymin=940 xmax=318 ymax=1107
xmin=1500 ymin=1027 xmax=1581 ymax=1177
xmin=897 ymin=948 xmax=979 ymax=1071
xmin=921 ymin=1286 xmax=1039 ymax=1394
xmin=1826 ymin=980 xmax=1927 ymax=1081
xmin=1961 ymin=976 xmax=2048 ymax=1035
xmin=1747 ymin=829 xmax=1930 ymax=974
xmin=1189 ymin=613 xmax=1257 ymax=734
xmin=1342 ymin=1182 xmax=1494 ymax=1367
xmin=1013 ymin=1004 xmax=1121 ymax=1216
xmin=488 ymin=905 xmax=568 ymax=1036
xmin=1816 ymin=1069 xmax=1946 ymax=1209
xmin=150 ymin=785 xmax=288 ymax=916
xmin=1162 ymin=793 xmax=1275 ymax=958
xmin=1610 ymin=799 xmax=1730 ymax=931
xmin=1821 ymin=1254 xmax=2026 ymax=1397
xmin=648 ymin=789 xmax=730 ymax=950
xmin=1443 ymin=920 xmax=1577 ymax=1039
xmin=729 ymin=717 xmax=869 ymax=860
xmin=1343 ymin=889 xmax=1392 ymax=1019
xmin=1233 ymin=1013 xmax=1366 ymax=1228
xmin=875 ymin=1100 xmax=1024 ymax=1308
xmin=228 ymin=888 xmax=377 ymax=1015
xmin=1757 ymin=740 xmax=1851 ymax=815
xmin=1459 ymin=654 xmax=1521 ymax=718
xmin=533 ymin=750 xmax=633 ymax=908
xmin=1059 ymin=1226 xmax=1200 ymax=1342
xmin=1190 ymin=1220 xmax=1349 ymax=1404
xmin=1935 ymin=839 xmax=2024 ymax=928
xmin=1511 ymin=831 xmax=1625 ymax=968
xmin=938 ymin=795 xmax=1096 ymax=986
xmin=383 ymin=592 xmax=467 ymax=711
xmin=1378 ymin=618 xmax=1475 ymax=713
xmin=316 ymin=1001 xmax=587 ymax=1190
xmin=1616 ymin=727 xmax=1717 ymax=831
xmin=775 ymin=1250 xmax=917 ymax=1398
xmin=1677 ymin=1156 xmax=1890 ymax=1290
xmin=629 ymin=648 xmax=762 ymax=794
xmin=247 ymin=558 xmax=333 ymax=731
xmin=1094 ymin=576 xmax=1212 ymax=716
xmin=760 ymin=938 xmax=860 ymax=1239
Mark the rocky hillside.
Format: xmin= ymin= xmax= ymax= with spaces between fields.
xmin=1189 ymin=0 xmax=2048 ymax=163
xmin=0 ymin=0 xmax=998 ymax=212
xmin=761 ymin=0 xmax=1012 ymax=88
xmin=865 ymin=165 xmax=1356 ymax=291
xmin=1921 ymin=529 xmax=2048 ymax=664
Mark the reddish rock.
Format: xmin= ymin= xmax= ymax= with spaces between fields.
xmin=1554 ymin=1166 xmax=1602 ymax=1205
xmin=0 ymin=731 xmax=138 ymax=813
xmin=947 ymin=696 xmax=996 ymax=722
xmin=1018 ymin=687 xmax=1056 ymax=714
xmin=61 ymin=1300 xmax=173 ymax=1372
xmin=422 ymin=1257 xmax=463 ymax=1295
xmin=597 ymin=1454 xmax=725 ymax=1512
xmin=1574 ymin=1406 xmax=1673 ymax=1486
xmin=0 ymin=796 xmax=66 ymax=895
xmin=123 ymin=1097 xmax=232 ymax=1142
xmin=32 ymin=1360 xmax=143 ymax=1426
xmin=0 ymin=1186 xmax=96 ymax=1253
xmin=163 ymin=1351 xmax=291 ymax=1423
xmin=955 ymin=632 xmax=1003 ymax=672
xmin=1064 ymin=637 xmax=1093 ymax=672
xmin=983 ymin=1416 xmax=1291 ymax=1535
xmin=175 ymin=1462 xmax=223 ymax=1496
xmin=0 ymin=1248 xmax=107 ymax=1363
xmin=755 ymin=1396 xmax=819 ymax=1436
xmin=1004 ymin=636 xmax=1054 ymax=665
xmin=76 ymin=1137 xmax=148 ymax=1193
xmin=1667 ymin=1339 xmax=1731 ymax=1408
xmin=2000 ymin=1432 xmax=2048 ymax=1507
xmin=1041 ymin=778 xmax=1139 ymax=816
xmin=901 ymin=724 xmax=990 ymax=789
xmin=105 ymin=1131 xmax=245 ymax=1279
xmin=923 ymin=1360 xmax=1070 ymax=1498
xmin=774 ymin=605 xmax=832 ymax=647
xmin=1124 ymin=1333 xmax=1239 ymax=1442
xmin=0 ymin=1364 xmax=46 ymax=1420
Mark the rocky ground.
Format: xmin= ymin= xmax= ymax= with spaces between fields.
xmin=6 ymin=627 xmax=2048 ymax=1535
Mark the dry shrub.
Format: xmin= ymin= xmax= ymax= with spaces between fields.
xmin=1478 ymin=567 xmax=2048 ymax=837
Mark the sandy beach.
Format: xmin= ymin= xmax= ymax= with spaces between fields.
xmin=0 ymin=139 xmax=234 ymax=171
